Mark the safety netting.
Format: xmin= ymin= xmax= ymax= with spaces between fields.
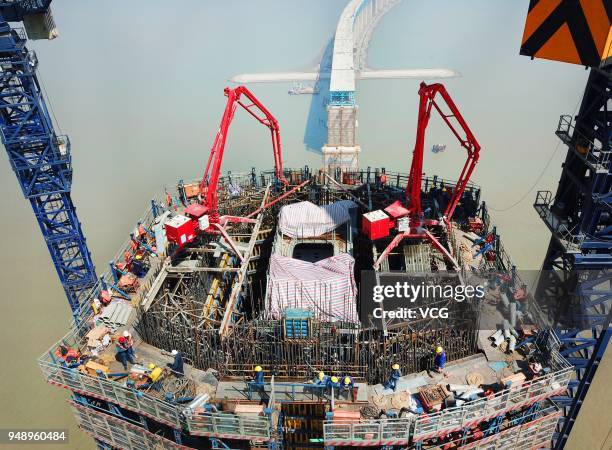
xmin=278 ymin=200 xmax=356 ymax=238
xmin=266 ymin=253 xmax=359 ymax=323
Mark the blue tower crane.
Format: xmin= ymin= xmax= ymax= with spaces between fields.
xmin=0 ymin=1 xmax=97 ymax=319
xmin=533 ymin=65 xmax=611 ymax=449
xmin=519 ymin=2 xmax=611 ymax=446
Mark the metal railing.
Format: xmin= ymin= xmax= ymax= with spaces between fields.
xmin=70 ymin=400 xmax=185 ymax=450
xmin=40 ymin=324 xmax=274 ymax=442
xmin=185 ymin=411 xmax=270 ymax=440
xmin=412 ymin=364 xmax=571 ymax=441
xmin=324 ymin=417 xmax=413 ymax=445
xmin=337 ymin=169 xmax=479 ymax=195
xmin=432 ymin=404 xmax=561 ymax=450
xmin=39 ymin=346 xmax=182 ymax=428
xmin=534 ymin=190 xmax=584 ymax=250
xmin=556 ymin=114 xmax=610 ymax=172
xmin=321 ymin=332 xmax=571 ymax=445
xmin=246 ymin=381 xmax=327 ymax=402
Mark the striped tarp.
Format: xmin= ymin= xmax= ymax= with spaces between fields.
xmin=278 ymin=200 xmax=356 ymax=238
xmin=266 ymin=253 xmax=358 ymax=323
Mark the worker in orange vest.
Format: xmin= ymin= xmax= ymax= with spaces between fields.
xmin=55 ymin=345 xmax=81 ymax=366
xmin=123 ymin=330 xmax=136 ymax=359
xmin=116 ymin=336 xmax=135 ymax=370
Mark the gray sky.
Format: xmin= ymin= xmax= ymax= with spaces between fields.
xmin=0 ymin=1 xmax=587 ymax=443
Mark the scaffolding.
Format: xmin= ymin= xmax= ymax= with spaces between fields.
xmin=38 ymin=168 xmax=565 ymax=449
xmin=322 ymin=334 xmax=572 ymax=448
xmin=70 ymin=400 xmax=186 ymax=450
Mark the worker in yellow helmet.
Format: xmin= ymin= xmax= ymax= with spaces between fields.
xmin=253 ymin=365 xmax=264 ymax=382
xmin=327 ymin=375 xmax=340 ymax=390
xmin=343 ymin=376 xmax=354 ymax=389
xmin=434 ymin=346 xmax=446 ymax=373
xmin=252 ymin=365 xmax=267 ymax=402
xmin=384 ymin=363 xmax=402 ymax=391
xmin=147 ymin=363 xmax=163 ymax=383
xmin=340 ymin=375 xmax=357 ymax=401
xmin=314 ymin=370 xmax=329 ymax=386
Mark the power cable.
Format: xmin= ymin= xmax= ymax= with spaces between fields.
xmin=488 ymin=92 xmax=584 ymax=212
xmin=488 ymin=139 xmax=562 ymax=212
xmin=38 ymin=67 xmax=63 ymax=134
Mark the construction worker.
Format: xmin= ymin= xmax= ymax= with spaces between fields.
xmin=252 ymin=365 xmax=267 ymax=402
xmin=116 ymin=336 xmax=135 ymax=370
xmin=341 ymin=375 xmax=357 ymax=401
xmin=327 ymin=375 xmax=340 ymax=394
xmin=314 ymin=371 xmax=329 ymax=386
xmin=434 ymin=346 xmax=446 ymax=373
xmin=384 ymin=363 xmax=402 ymax=391
xmin=54 ymin=345 xmax=81 ymax=366
xmin=139 ymin=363 xmax=164 ymax=390
xmin=253 ymin=365 xmax=265 ymax=384
xmin=123 ymin=330 xmax=135 ymax=358
xmin=342 ymin=376 xmax=355 ymax=390
xmin=167 ymin=349 xmax=184 ymax=376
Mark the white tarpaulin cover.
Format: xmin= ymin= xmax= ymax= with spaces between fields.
xmin=266 ymin=253 xmax=358 ymax=323
xmin=278 ymin=200 xmax=356 ymax=238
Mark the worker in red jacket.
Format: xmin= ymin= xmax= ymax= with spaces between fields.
xmin=123 ymin=330 xmax=136 ymax=359
xmin=116 ymin=336 xmax=135 ymax=370
xmin=55 ymin=345 xmax=81 ymax=366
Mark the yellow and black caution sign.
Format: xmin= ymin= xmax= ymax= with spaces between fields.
xmin=520 ymin=0 xmax=611 ymax=67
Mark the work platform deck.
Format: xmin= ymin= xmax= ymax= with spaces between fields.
xmin=38 ymin=169 xmax=570 ymax=450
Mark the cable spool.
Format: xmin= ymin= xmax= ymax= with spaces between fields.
xmin=370 ymin=394 xmax=386 ymax=408
xmin=391 ymin=391 xmax=410 ymax=409
xmin=361 ymin=405 xmax=380 ymax=419
xmin=466 ymin=372 xmax=484 ymax=387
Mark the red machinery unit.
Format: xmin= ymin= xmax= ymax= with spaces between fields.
xmin=165 ymin=86 xmax=289 ymax=249
xmin=467 ymin=217 xmax=484 ymax=233
xmin=165 ymin=215 xmax=197 ymax=246
xmin=369 ymin=82 xmax=481 ymax=271
xmin=362 ymin=201 xmax=410 ymax=239
xmin=384 ymin=200 xmax=410 ymax=222
xmin=362 ymin=210 xmax=392 ymax=240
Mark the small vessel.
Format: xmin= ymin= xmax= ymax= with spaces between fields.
xmin=288 ymin=82 xmax=319 ymax=95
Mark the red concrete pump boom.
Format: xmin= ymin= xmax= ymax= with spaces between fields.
xmin=369 ymin=82 xmax=481 ymax=271
xmin=200 ymin=86 xmax=288 ymax=224
xmin=406 ymin=82 xmax=481 ymax=223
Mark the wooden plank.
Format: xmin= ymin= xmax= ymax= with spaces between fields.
xmin=140 ymin=260 xmax=169 ymax=312
xmin=219 ymin=185 xmax=271 ymax=337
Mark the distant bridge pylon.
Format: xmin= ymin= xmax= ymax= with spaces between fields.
xmin=231 ymin=0 xmax=459 ymax=171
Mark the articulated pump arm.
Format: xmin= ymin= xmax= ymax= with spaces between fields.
xmin=406 ymin=82 xmax=481 ymax=222
xmin=200 ymin=86 xmax=288 ymax=223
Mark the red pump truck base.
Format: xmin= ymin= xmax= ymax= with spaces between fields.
xmin=368 ymin=82 xmax=481 ymax=271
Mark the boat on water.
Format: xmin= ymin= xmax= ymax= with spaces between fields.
xmin=289 ymin=82 xmax=320 ymax=95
